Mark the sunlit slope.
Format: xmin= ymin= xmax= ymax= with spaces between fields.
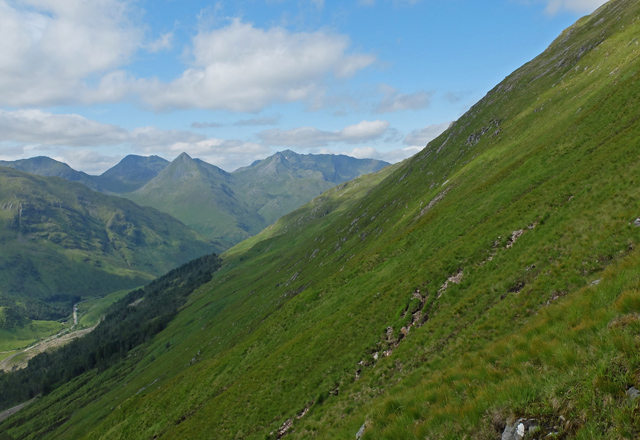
xmin=3 ymin=0 xmax=640 ymax=438
xmin=0 ymin=167 xmax=215 ymax=321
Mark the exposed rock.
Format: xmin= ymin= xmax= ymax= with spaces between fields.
xmin=438 ymin=270 xmax=464 ymax=297
xmin=277 ymin=419 xmax=293 ymax=438
xmin=506 ymin=230 xmax=524 ymax=248
xmin=356 ymin=422 xmax=366 ymax=440
xmin=386 ymin=326 xmax=394 ymax=341
xmin=502 ymin=418 xmax=538 ymax=440
xmin=626 ymin=386 xmax=640 ymax=400
xmin=297 ymin=404 xmax=311 ymax=419
xmin=634 ymin=218 xmax=640 ymax=227
xmin=415 ymin=188 xmax=450 ymax=220
xmin=590 ymin=279 xmax=602 ymax=286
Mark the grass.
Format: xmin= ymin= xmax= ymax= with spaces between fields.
xmin=2 ymin=1 xmax=640 ymax=438
xmin=0 ymin=320 xmax=65 ymax=353
xmin=76 ymin=289 xmax=135 ymax=328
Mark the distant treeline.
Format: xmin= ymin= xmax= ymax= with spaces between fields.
xmin=0 ymin=253 xmax=222 ymax=411
xmin=0 ymin=295 xmax=80 ymax=324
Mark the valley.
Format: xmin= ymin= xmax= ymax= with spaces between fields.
xmin=0 ymin=0 xmax=639 ymax=439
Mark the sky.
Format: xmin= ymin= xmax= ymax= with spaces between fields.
xmin=0 ymin=0 xmax=610 ymax=174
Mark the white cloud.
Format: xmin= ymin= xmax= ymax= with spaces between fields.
xmin=0 ymin=0 xmax=141 ymax=106
xmin=403 ymin=121 xmax=451 ymax=147
xmin=0 ymin=109 xmax=204 ymax=148
xmin=152 ymin=139 xmax=271 ymax=172
xmin=0 ymin=109 xmax=271 ymax=172
xmin=137 ymin=19 xmax=375 ymax=112
xmin=0 ymin=4 xmax=374 ymax=111
xmin=544 ymin=0 xmax=608 ymax=15
xmin=145 ymin=31 xmax=174 ymax=53
xmin=259 ymin=120 xmax=390 ymax=148
xmin=54 ymin=150 xmax=124 ymax=175
xmin=376 ymin=85 xmax=433 ymax=113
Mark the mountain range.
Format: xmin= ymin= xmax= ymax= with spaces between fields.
xmin=1 ymin=0 xmax=640 ymax=438
xmin=123 ymin=150 xmax=389 ymax=250
xmin=1 ymin=151 xmax=389 ymax=251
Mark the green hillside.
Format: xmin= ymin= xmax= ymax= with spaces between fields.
xmin=2 ymin=0 xmax=640 ymax=439
xmin=0 ymin=167 xmax=215 ymax=323
xmin=0 ymin=157 xmax=101 ymax=191
xmin=124 ymin=150 xmax=389 ymax=251
xmin=0 ymin=155 xmax=170 ymax=195
xmin=233 ymin=150 xmax=391 ymax=225
xmin=123 ymin=152 xmax=259 ymax=252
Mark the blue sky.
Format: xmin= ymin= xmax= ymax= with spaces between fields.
xmin=0 ymin=0 xmax=609 ymax=173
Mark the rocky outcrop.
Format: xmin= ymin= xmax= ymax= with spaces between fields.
xmin=438 ymin=270 xmax=463 ymax=297
xmin=502 ymin=418 xmax=538 ymax=440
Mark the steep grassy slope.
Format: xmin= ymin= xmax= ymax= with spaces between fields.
xmin=2 ymin=0 xmax=640 ymax=438
xmin=0 ymin=167 xmax=215 ymax=322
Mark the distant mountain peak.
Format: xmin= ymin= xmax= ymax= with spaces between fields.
xmin=98 ymin=154 xmax=169 ymax=193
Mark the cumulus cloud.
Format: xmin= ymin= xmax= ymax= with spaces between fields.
xmin=259 ymin=120 xmax=390 ymax=148
xmin=0 ymin=109 xmax=272 ymax=172
xmin=54 ymin=150 xmax=124 ymax=175
xmin=146 ymin=139 xmax=271 ymax=172
xmin=403 ymin=121 xmax=451 ymax=147
xmin=375 ymin=85 xmax=433 ymax=113
xmin=0 ymin=4 xmax=374 ymax=110
xmin=0 ymin=109 xmax=204 ymax=148
xmin=543 ymin=0 xmax=608 ymax=15
xmin=137 ymin=19 xmax=376 ymax=112
xmin=0 ymin=0 xmax=141 ymax=106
